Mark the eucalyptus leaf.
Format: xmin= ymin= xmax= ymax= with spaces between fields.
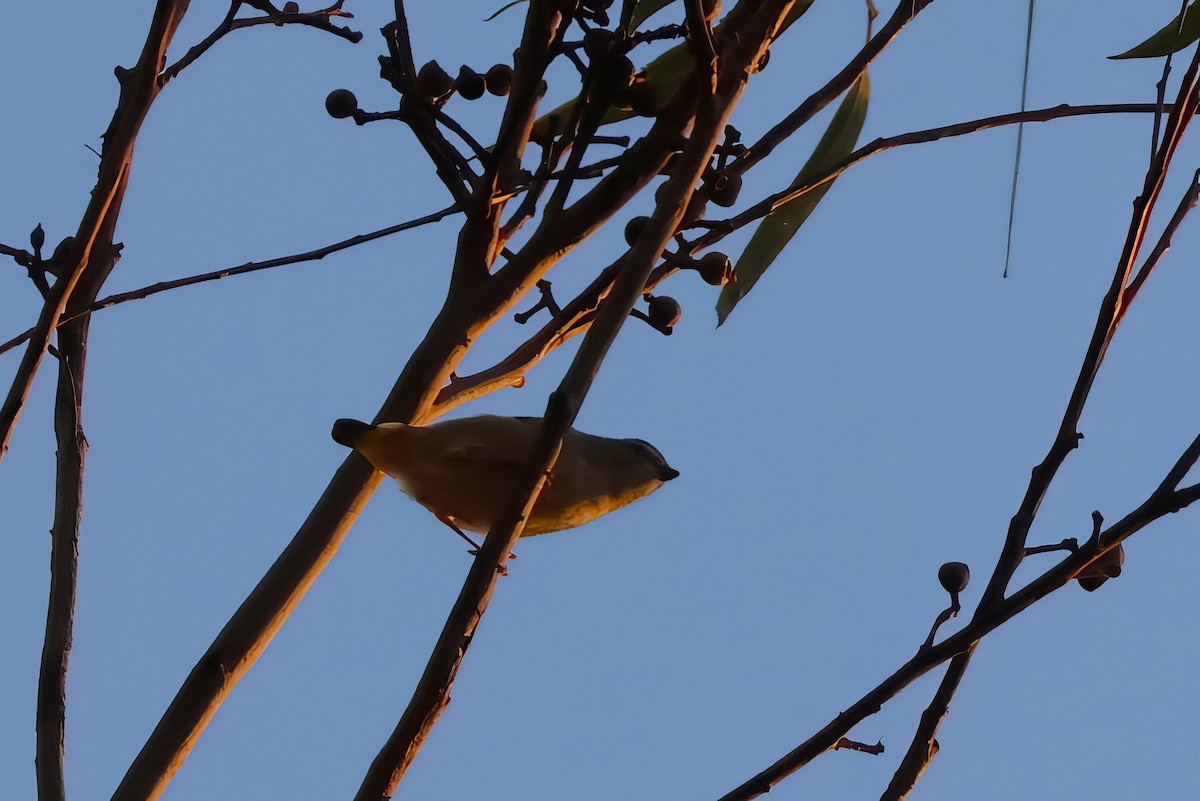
xmin=716 ymin=73 xmax=870 ymax=326
xmin=1111 ymin=2 xmax=1200 ymax=59
xmin=631 ymin=0 xmax=676 ymax=29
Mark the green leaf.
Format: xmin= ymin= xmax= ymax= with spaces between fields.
xmin=530 ymin=0 xmax=815 ymax=142
xmin=1111 ymin=2 xmax=1200 ymax=59
xmin=631 ymin=0 xmax=675 ymax=29
xmin=483 ymin=0 xmax=527 ymax=22
xmin=715 ymin=73 xmax=870 ymax=326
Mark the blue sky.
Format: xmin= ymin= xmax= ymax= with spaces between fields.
xmin=3 ymin=2 xmax=1200 ymax=799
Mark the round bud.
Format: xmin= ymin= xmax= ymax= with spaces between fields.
xmin=456 ymin=66 xmax=485 ymax=100
xmin=624 ymin=216 xmax=650 ymax=246
xmin=654 ymin=180 xmax=670 ymax=207
xmin=938 ymin=562 xmax=970 ymax=595
xmin=283 ymin=1 xmax=299 ymax=13
xmin=30 ymin=223 xmax=45 ymax=252
xmin=623 ymin=79 xmax=668 ymax=118
xmin=325 ymin=88 xmax=359 ymax=119
xmin=485 ymin=63 xmax=513 ymax=96
xmin=537 ymin=78 xmax=549 ymax=99
xmin=646 ymin=295 xmax=682 ymax=333
xmin=415 ymin=60 xmax=455 ymax=100
xmin=695 ymin=252 xmax=733 ymax=286
xmin=602 ymin=55 xmax=637 ymax=93
xmin=583 ymin=28 xmax=616 ymax=61
xmin=49 ymin=236 xmax=75 ymax=266
xmin=707 ymin=171 xmax=743 ymax=207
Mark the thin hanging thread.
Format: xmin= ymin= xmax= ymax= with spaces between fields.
xmin=1004 ymin=0 xmax=1036 ymax=278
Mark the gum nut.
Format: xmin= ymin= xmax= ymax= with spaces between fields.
xmin=456 ymin=66 xmax=485 ymax=100
xmin=325 ymin=88 xmax=358 ymax=119
xmin=647 ymin=295 xmax=683 ymax=330
xmin=485 ymin=63 xmax=513 ymax=96
xmin=584 ymin=28 xmax=616 ymax=61
xmin=607 ymin=55 xmax=637 ymax=91
xmin=283 ymin=1 xmax=299 ymax=12
xmin=624 ymin=216 xmax=650 ymax=246
xmin=938 ymin=562 xmax=970 ymax=594
xmin=707 ymin=171 xmax=742 ymax=207
xmin=696 ymin=252 xmax=733 ymax=285
xmin=415 ymin=60 xmax=455 ymax=99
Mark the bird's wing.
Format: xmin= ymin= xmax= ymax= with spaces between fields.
xmin=425 ymin=415 xmax=539 ymax=464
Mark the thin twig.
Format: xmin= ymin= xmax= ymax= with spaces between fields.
xmin=1150 ymin=0 xmax=1191 ymax=161
xmin=1121 ymin=167 xmax=1200 ymax=314
xmin=1 ymin=104 xmax=1179 ymax=365
xmin=160 ymin=1 xmax=360 ymax=85
xmin=0 ymin=206 xmax=460 ymax=359
xmin=717 ymin=433 xmax=1200 ymax=801
xmin=731 ymin=0 xmax=936 ymax=176
xmin=691 ymin=103 xmax=1189 ymax=256
xmin=0 ymin=242 xmax=36 ymax=265
xmin=159 ymin=1 xmax=241 ymax=84
xmin=833 ymin=737 xmax=884 ymax=755
xmin=433 ymin=261 xmax=619 ymax=414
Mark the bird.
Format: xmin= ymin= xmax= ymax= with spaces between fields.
xmin=331 ymin=414 xmax=678 ymax=548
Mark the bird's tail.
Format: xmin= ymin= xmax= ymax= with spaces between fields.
xmin=331 ymin=418 xmax=373 ymax=448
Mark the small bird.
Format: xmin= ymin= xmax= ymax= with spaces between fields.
xmin=331 ymin=414 xmax=678 ymax=547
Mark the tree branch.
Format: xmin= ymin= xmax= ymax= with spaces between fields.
xmin=161 ymin=1 xmax=361 ymax=85
xmin=351 ymin=5 xmax=790 ymax=796
xmin=976 ymin=41 xmax=1200 ymax=611
xmin=879 ymin=649 xmax=974 ymax=801
xmin=0 ymin=205 xmax=459 ymax=359
xmin=35 ymin=317 xmax=91 ymax=801
xmin=719 ymin=44 xmax=1200 ymax=800
xmin=717 ymin=429 xmax=1200 ymax=801
xmin=1121 ymin=167 xmax=1200 ymax=316
xmin=112 ymin=4 xmax=564 ymax=798
xmin=0 ymin=0 xmax=190 ymax=463
xmin=691 ymin=103 xmax=1191 ymax=256
xmin=731 ymin=0 xmax=935 ymax=176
